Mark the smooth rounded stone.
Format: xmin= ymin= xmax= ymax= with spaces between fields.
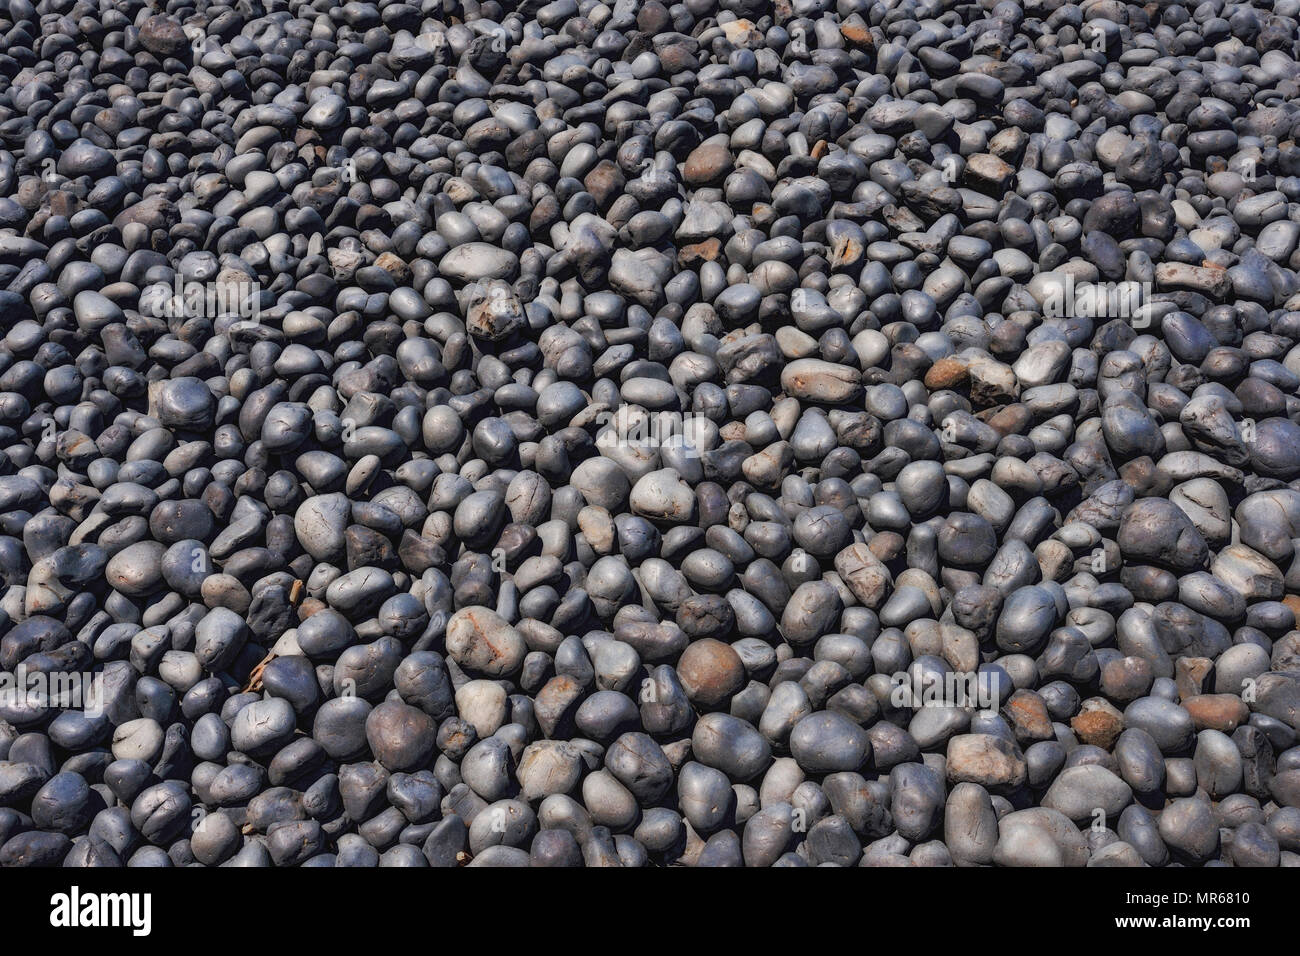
xmin=1087 ymin=841 xmax=1145 ymax=868
xmin=265 ymin=820 xmax=326 ymax=867
xmin=677 ymin=761 xmax=735 ymax=833
xmin=692 ymin=714 xmax=772 ymax=783
xmin=517 ymin=742 xmax=584 ymax=802
xmin=468 ymin=799 xmax=536 ymax=856
xmin=995 ymin=586 xmax=1058 ymax=654
xmin=581 ymin=769 xmax=638 ymax=831
xmin=58 ymin=139 xmax=115 ymax=179
xmin=1249 ymin=419 xmax=1300 ymax=479
xmin=1271 ymin=770 xmax=1300 ymax=809
xmin=890 ymin=763 xmax=944 ymax=842
xmin=633 ymin=806 xmax=685 ymax=857
xmin=295 ymin=494 xmax=351 ymax=563
xmin=629 ymin=469 xmax=697 ymax=524
xmin=1116 ymin=499 xmax=1208 ymax=572
xmin=1229 ymin=822 xmax=1280 ymax=868
xmin=696 ymin=829 xmax=744 ymax=867
xmin=230 ymin=699 xmax=296 ymax=757
xmin=788 ymin=712 xmax=870 ymax=774
xmin=944 ymin=782 xmax=998 ymax=866
xmin=571 ymin=458 xmax=632 ymax=511
xmin=0 ymin=831 xmax=71 ymax=867
xmin=365 ymin=701 xmax=436 ymax=772
xmin=945 ymin=735 xmax=1027 ymax=793
xmin=130 ymin=782 xmax=192 ymax=846
xmin=1215 ymin=644 xmax=1272 ymax=698
xmin=1123 ymin=697 xmax=1195 ymax=754
xmin=758 ymin=681 xmax=814 ymax=748
xmin=111 ymin=719 xmax=165 ymax=764
xmin=1194 ymin=730 xmax=1243 ymax=798
xmin=781 ymin=581 xmax=844 ymax=646
xmin=296 ymin=610 xmax=357 ymax=660
xmin=574 ymin=690 xmax=640 ymax=742
xmin=802 ymin=811 xmax=866 ymax=867
xmin=1211 ymin=545 xmax=1284 ymax=603
xmin=1158 ymin=796 xmax=1221 ymax=864
xmin=191 ymin=811 xmax=242 ymax=866
xmin=993 ymin=808 xmax=1089 ymax=867
xmin=460 ymin=736 xmax=517 ymax=803
xmin=326 ymin=568 xmax=397 ymax=617
xmin=440 ymin=244 xmax=519 ymax=284
xmin=445 ymin=608 xmax=526 ymax=677
xmin=909 ymin=704 xmax=971 ymax=749
xmin=30 ymin=773 xmax=92 ymax=834
xmin=675 ymin=639 xmax=745 ymax=708
xmin=604 ymin=734 xmax=673 ymax=804
xmin=528 ymin=827 xmax=583 ymax=868
xmin=194 ymin=606 xmax=249 ymax=672
xmin=154 ymin=378 xmax=216 ymax=431
xmin=742 ymin=803 xmax=796 ymax=867
xmin=897 ymin=461 xmax=948 ymax=518
xmin=104 ymin=541 xmax=166 ymax=597
xmin=455 ymin=682 xmax=510 ymax=740
xmin=1113 ymin=728 xmax=1165 ymax=795
xmin=1040 ymin=765 xmax=1133 ymax=824
xmin=780 ymin=360 xmax=862 ymax=404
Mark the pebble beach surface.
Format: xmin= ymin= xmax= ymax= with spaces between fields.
xmin=0 ymin=0 xmax=1299 ymax=868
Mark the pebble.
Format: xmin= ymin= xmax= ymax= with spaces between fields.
xmin=0 ymin=0 xmax=1296 ymax=872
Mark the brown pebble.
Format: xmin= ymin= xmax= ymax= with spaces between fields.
xmin=1071 ymin=709 xmax=1122 ymax=749
xmin=1174 ymin=656 xmax=1213 ymax=701
xmin=1183 ymin=694 xmax=1250 ymax=733
xmin=676 ymin=638 xmax=745 ymax=707
xmin=923 ymin=356 xmax=969 ymax=390
xmin=682 ymin=142 xmax=734 ymax=187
